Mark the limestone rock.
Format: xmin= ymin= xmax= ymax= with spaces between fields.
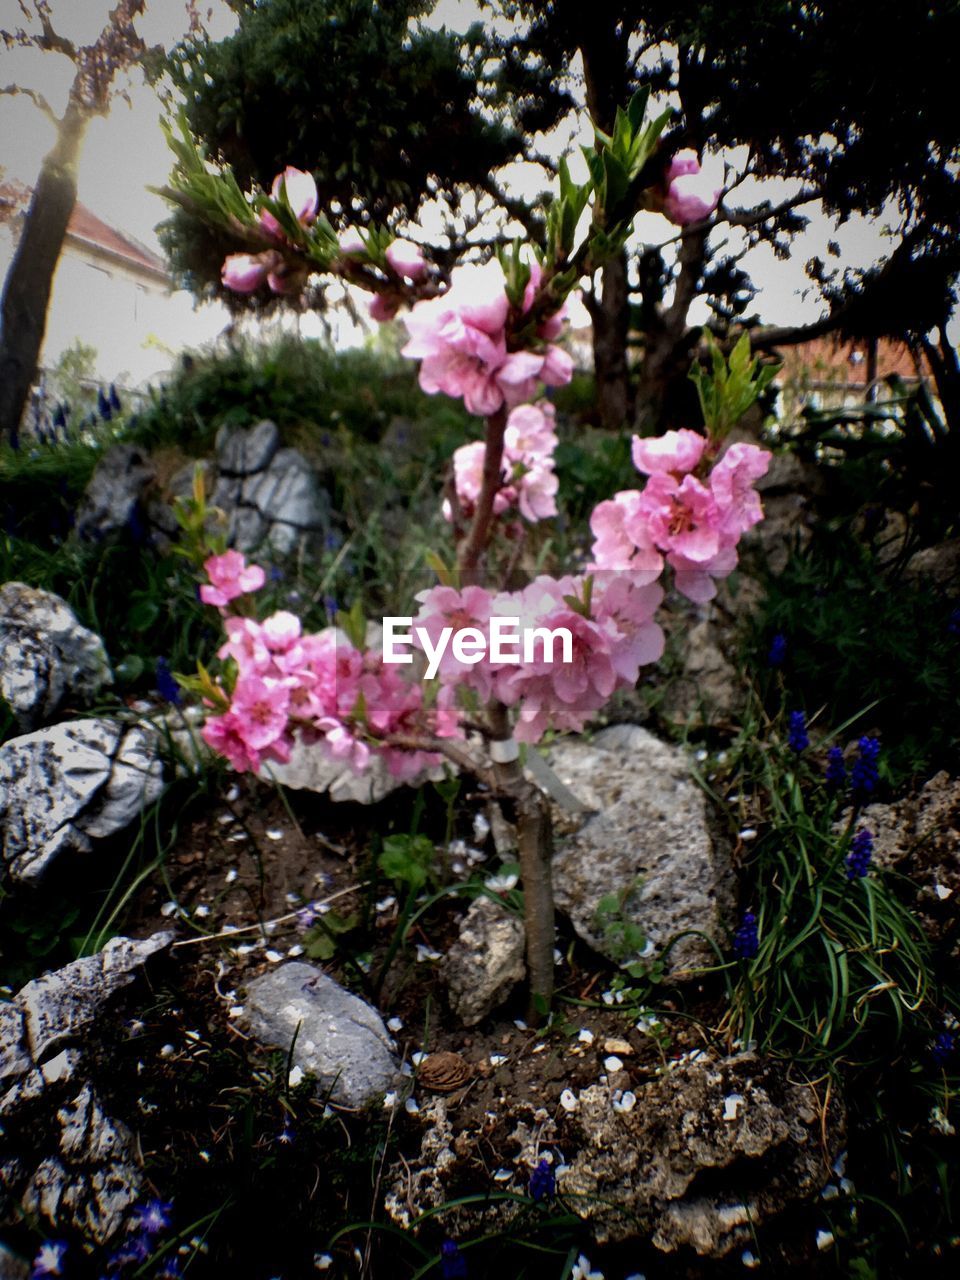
xmin=74 ymin=443 xmax=155 ymax=542
xmin=0 ymin=583 xmax=111 ymax=731
xmin=0 ymin=719 xmax=164 ymax=884
xmin=660 ymin=617 xmax=741 ymax=727
xmin=548 ymin=725 xmax=732 ymax=972
xmin=241 ymin=962 xmax=399 ymax=1108
xmin=215 ymin=418 xmax=280 ymax=476
xmin=904 ymin=537 xmax=960 ymax=588
xmin=266 ymin=733 xmax=443 ymax=804
xmin=443 ymin=896 xmax=526 ymax=1026
xmin=559 ymin=1052 xmax=843 ymax=1255
xmin=0 ymin=934 xmax=173 ymax=1244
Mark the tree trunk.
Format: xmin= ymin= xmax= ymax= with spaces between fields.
xmin=0 ymin=104 xmax=89 ymax=440
xmin=590 ymin=248 xmax=631 ymax=429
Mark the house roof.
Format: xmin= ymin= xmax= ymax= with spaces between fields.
xmin=0 ymin=179 xmax=169 ymax=283
xmin=775 ymin=335 xmax=931 ymax=388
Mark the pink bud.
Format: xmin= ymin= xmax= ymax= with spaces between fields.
xmin=270 ymin=166 xmax=318 ymax=224
xmin=369 ymin=293 xmax=400 ymax=322
xmin=385 ymin=238 xmax=426 ymax=280
xmin=663 ymin=153 xmax=723 ymax=227
xmin=221 ymin=253 xmax=269 ymax=294
xmin=665 ymin=148 xmax=701 ymax=183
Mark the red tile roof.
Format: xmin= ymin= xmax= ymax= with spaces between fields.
xmin=775 ymin=335 xmax=931 ymax=388
xmin=0 ymin=180 xmax=168 ymax=282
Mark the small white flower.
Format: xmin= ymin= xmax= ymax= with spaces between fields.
xmin=513 ymin=1019 xmax=528 ymax=1030
xmin=821 ymin=1183 xmax=840 ymax=1200
xmin=578 ymin=1028 xmax=595 ymax=1045
xmin=415 ymin=944 xmax=442 ymax=962
xmin=559 ymin=1089 xmax=578 ymax=1111
xmin=603 ymin=1055 xmax=623 ymax=1072
xmin=314 ymin=1254 xmax=334 ymax=1271
xmin=229 ymin=1005 xmax=245 ymax=1018
xmin=387 ymin=1016 xmax=404 ymax=1032
xmin=472 ymin=812 xmax=491 ymax=842
xmin=638 ymin=939 xmax=656 ymax=958
xmin=741 ymin=1250 xmax=760 ymax=1268
xmin=287 ymin=944 xmax=304 ymax=958
xmin=383 ymin=1092 xmax=398 ymax=1109
xmin=376 ymin=896 xmax=397 ymax=913
xmin=159 ymin=1043 xmax=175 ymax=1058
xmin=489 ymin=1054 xmax=508 ymax=1067
xmin=816 ymin=1230 xmax=834 ymax=1251
xmin=226 ymin=785 xmax=240 ymax=802
xmin=265 ymin=949 xmax=284 ymax=963
xmin=288 ymin=1065 xmax=304 ymax=1088
xmin=404 ymin=1097 xmax=420 ymax=1115
xmin=602 ymin=991 xmax=615 ymax=1006
xmin=234 ymin=943 xmax=256 ymax=956
xmin=612 ymin=1090 xmax=636 ymax=1113
xmin=160 ymin=900 xmax=178 ymax=918
xmin=934 ymin=883 xmax=953 ymax=900
xmin=571 ymin=1254 xmax=604 ymax=1280
xmin=224 ymin=868 xmax=238 ymax=884
xmin=266 ymin=827 xmax=284 ymax=841
xmin=411 ymin=1051 xmax=427 ymax=1067
xmin=739 ymin=828 xmax=758 ymax=841
xmin=635 ymin=1013 xmax=661 ymax=1033
xmin=485 ymin=872 xmax=518 ymax=893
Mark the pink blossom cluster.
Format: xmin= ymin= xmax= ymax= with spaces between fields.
xmin=401 ymin=259 xmax=573 ymax=416
xmin=411 ymin=573 xmax=664 ymax=743
xmin=589 ymin=429 xmax=771 ymax=602
xmin=221 ymin=166 xmax=318 ymax=295
xmin=445 ymin=401 xmax=560 ymax=525
xmin=662 ymin=150 xmax=723 ymax=226
xmin=198 ymin=553 xmax=454 ymax=778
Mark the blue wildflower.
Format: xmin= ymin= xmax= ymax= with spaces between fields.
xmin=98 ymin=386 xmax=113 ymax=421
xmin=850 ymin=736 xmax=880 ymax=804
xmin=932 ymin=1031 xmax=955 ymax=1068
xmin=440 ymin=1239 xmax=468 ymax=1280
xmin=276 ymin=1119 xmax=296 ymax=1145
xmin=733 ymin=912 xmax=759 ymax=960
xmin=30 ymin=1241 xmax=68 ymax=1278
xmin=787 ymin=710 xmax=809 ymax=753
xmin=529 ymin=1157 xmax=556 ymax=1202
xmin=846 ymin=829 xmax=873 ymax=880
xmin=107 ymin=1233 xmax=151 ymax=1269
xmin=324 ymin=530 xmax=343 ymax=552
xmin=131 ymin=1198 xmax=173 ymax=1236
xmin=155 ymin=659 xmax=182 ymax=706
xmin=296 ymin=902 xmax=322 ymax=931
xmin=766 ymin=632 xmax=787 ymax=667
xmin=156 ymin=1262 xmax=182 ymax=1279
xmin=110 ymin=383 xmax=122 ymax=413
xmin=323 ymin=596 xmax=338 ymax=619
xmin=269 ymin=565 xmax=284 ymax=582
xmin=825 ymin=745 xmax=846 ymax=789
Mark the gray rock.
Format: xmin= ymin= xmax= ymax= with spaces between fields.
xmin=443 ymin=896 xmax=526 ymax=1026
xmin=0 ymin=583 xmax=111 ymax=731
xmin=661 ymin=617 xmax=741 ymax=728
xmin=241 ymin=962 xmax=399 ymax=1108
xmin=240 ymin=447 xmax=329 ymax=553
xmin=0 ymin=934 xmax=173 ymax=1244
xmin=904 ymin=536 xmax=960 ymax=588
xmin=74 ymin=443 xmax=155 ymax=541
xmin=548 ymin=725 xmax=732 ymax=972
xmin=266 ymin=735 xmax=443 ymax=804
xmin=559 ymin=1052 xmax=844 ymax=1255
xmin=0 ymin=719 xmax=164 ymax=884
xmin=215 ymin=419 xmax=280 ymax=476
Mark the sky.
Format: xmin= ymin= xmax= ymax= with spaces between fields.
xmin=0 ymin=0 xmax=918 ymax=347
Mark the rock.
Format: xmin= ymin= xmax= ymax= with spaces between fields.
xmin=0 ymin=719 xmax=164 ymax=884
xmin=443 ymin=896 xmax=526 ymax=1026
xmin=267 ymin=733 xmax=443 ymax=804
xmin=0 ymin=583 xmax=111 ymax=731
xmin=558 ymin=1052 xmax=844 ymax=1256
xmin=211 ymin=424 xmax=329 ymax=557
xmin=215 ymin=419 xmax=280 ymax=475
xmin=74 ymin=443 xmax=155 ymax=542
xmin=904 ymin=537 xmax=960 ymax=588
xmin=241 ymin=962 xmax=399 ymax=1108
xmin=548 ymin=725 xmax=732 ymax=972
xmin=849 ymin=771 xmax=960 ymax=947
xmin=0 ymin=934 xmax=173 ymax=1244
xmin=660 ymin=617 xmax=741 ymax=727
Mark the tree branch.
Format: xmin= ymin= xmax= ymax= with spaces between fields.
xmin=0 ymin=82 xmax=59 ymax=124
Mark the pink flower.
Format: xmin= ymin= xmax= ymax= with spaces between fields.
xmin=589 ymin=491 xmax=664 ymax=582
xmin=202 ymin=711 xmax=261 ymax=773
xmin=504 ymin=402 xmax=557 ymax=464
xmin=231 ymin=675 xmax=290 ymax=750
xmin=631 ymin=428 xmax=706 ymax=476
xmin=338 ymin=226 xmax=366 ymax=254
xmin=385 ymin=238 xmax=427 ymax=280
xmin=221 ymin=254 xmax=269 ymax=294
xmin=709 ymin=441 xmax=771 ymax=539
xmin=516 ymin=464 xmax=558 ymax=522
xmin=637 ymin=472 xmax=722 ymax=562
xmin=261 ymin=165 xmax=318 ymax=237
xmin=540 ymin=344 xmax=574 ymax=387
xmin=261 ymin=611 xmax=302 ymax=651
xmin=667 ymin=545 xmax=740 ymax=603
xmin=663 ymin=152 xmax=723 ymax=226
xmin=200 ymin=551 xmax=266 ymax=608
